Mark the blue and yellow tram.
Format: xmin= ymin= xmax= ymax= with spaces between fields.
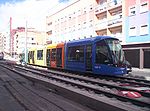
xmin=28 ymin=36 xmax=129 ymax=76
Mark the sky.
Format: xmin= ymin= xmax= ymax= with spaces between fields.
xmin=0 ymin=0 xmax=70 ymax=32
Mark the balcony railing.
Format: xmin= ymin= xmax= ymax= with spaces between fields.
xmin=107 ymin=0 xmax=122 ymax=8
xmin=111 ymin=33 xmax=122 ymax=37
xmin=95 ymin=2 xmax=107 ymax=14
xmin=107 ymin=17 xmax=122 ymax=27
xmin=95 ymin=20 xmax=107 ymax=30
xmin=95 ymin=0 xmax=122 ymax=14
xmin=46 ymin=30 xmax=52 ymax=35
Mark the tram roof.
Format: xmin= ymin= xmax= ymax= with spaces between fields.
xmin=66 ymin=36 xmax=117 ymax=46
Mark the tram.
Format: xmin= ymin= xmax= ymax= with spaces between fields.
xmin=28 ymin=36 xmax=129 ymax=76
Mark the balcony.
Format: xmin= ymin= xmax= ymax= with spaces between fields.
xmin=95 ymin=20 xmax=107 ymax=31
xmin=46 ymin=30 xmax=52 ymax=35
xmin=108 ymin=24 xmax=122 ymax=40
xmin=95 ymin=2 xmax=107 ymax=15
xmin=110 ymin=13 xmax=122 ymax=20
xmin=110 ymin=32 xmax=122 ymax=39
xmin=107 ymin=17 xmax=122 ymax=28
xmin=96 ymin=29 xmax=107 ymax=36
xmin=107 ymin=0 xmax=122 ymax=10
xmin=46 ymin=25 xmax=53 ymax=31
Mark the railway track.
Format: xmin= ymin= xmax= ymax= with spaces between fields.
xmin=0 ymin=64 xmax=95 ymax=111
xmin=26 ymin=64 xmax=150 ymax=87
xmin=1 ymin=63 xmax=150 ymax=111
xmin=20 ymin=64 xmax=150 ymax=93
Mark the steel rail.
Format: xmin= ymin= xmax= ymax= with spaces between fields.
xmin=13 ymin=65 xmax=150 ymax=109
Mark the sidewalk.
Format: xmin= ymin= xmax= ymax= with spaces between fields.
xmin=130 ymin=68 xmax=150 ymax=80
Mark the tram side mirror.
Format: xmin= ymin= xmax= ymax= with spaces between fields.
xmin=125 ymin=60 xmax=132 ymax=73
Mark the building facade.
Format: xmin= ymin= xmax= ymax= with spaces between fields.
xmin=95 ymin=0 xmax=125 ymax=43
xmin=0 ymin=27 xmax=45 ymax=59
xmin=1 ymin=32 xmax=10 ymax=54
xmin=123 ymin=0 xmax=150 ymax=68
xmin=46 ymin=0 xmax=150 ymax=68
xmin=13 ymin=28 xmax=45 ymax=55
xmin=0 ymin=33 xmax=3 ymax=52
xmin=46 ymin=0 xmax=97 ymax=43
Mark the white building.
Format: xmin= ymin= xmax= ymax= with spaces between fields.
xmin=1 ymin=32 xmax=10 ymax=54
xmin=13 ymin=28 xmax=45 ymax=55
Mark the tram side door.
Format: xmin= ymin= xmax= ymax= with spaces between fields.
xmin=32 ymin=51 xmax=35 ymax=64
xmin=28 ymin=52 xmax=30 ymax=64
xmin=86 ymin=45 xmax=92 ymax=71
xmin=46 ymin=49 xmax=50 ymax=67
xmin=56 ymin=48 xmax=62 ymax=68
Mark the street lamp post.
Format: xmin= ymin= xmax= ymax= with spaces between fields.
xmin=10 ymin=17 xmax=12 ymax=57
xmin=25 ymin=20 xmax=27 ymax=64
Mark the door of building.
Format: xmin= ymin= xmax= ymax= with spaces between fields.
xmin=144 ymin=49 xmax=150 ymax=68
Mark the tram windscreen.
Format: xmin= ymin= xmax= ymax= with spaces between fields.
xmin=96 ymin=40 xmax=111 ymax=64
xmin=106 ymin=39 xmax=125 ymax=64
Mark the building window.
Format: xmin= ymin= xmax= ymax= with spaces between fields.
xmin=89 ymin=4 xmax=93 ymax=10
xmin=129 ymin=6 xmax=136 ymax=16
xmin=78 ymin=10 xmax=81 ymax=16
xmin=47 ymin=22 xmax=52 ymax=26
xmin=89 ymin=24 xmax=93 ymax=27
xmin=140 ymin=2 xmax=148 ymax=13
xmin=84 ymin=7 xmax=86 ymax=14
xmin=140 ymin=25 xmax=148 ymax=35
xmin=129 ymin=27 xmax=136 ymax=36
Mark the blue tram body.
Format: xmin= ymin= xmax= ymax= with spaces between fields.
xmin=65 ymin=37 xmax=94 ymax=72
xmin=65 ymin=36 xmax=127 ymax=75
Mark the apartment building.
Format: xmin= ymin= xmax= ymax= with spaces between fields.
xmin=0 ymin=32 xmax=10 ymax=53
xmin=46 ymin=0 xmax=125 ymax=43
xmin=0 ymin=33 xmax=4 ymax=52
xmin=46 ymin=0 xmax=97 ymax=43
xmin=46 ymin=0 xmax=150 ymax=68
xmin=122 ymin=0 xmax=150 ymax=68
xmin=95 ymin=0 xmax=125 ymax=42
xmin=13 ymin=28 xmax=45 ymax=55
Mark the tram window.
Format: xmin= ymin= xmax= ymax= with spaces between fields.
xmin=37 ymin=50 xmax=43 ymax=60
xmin=96 ymin=41 xmax=110 ymax=64
xmin=68 ymin=46 xmax=84 ymax=62
xmin=51 ymin=49 xmax=56 ymax=61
